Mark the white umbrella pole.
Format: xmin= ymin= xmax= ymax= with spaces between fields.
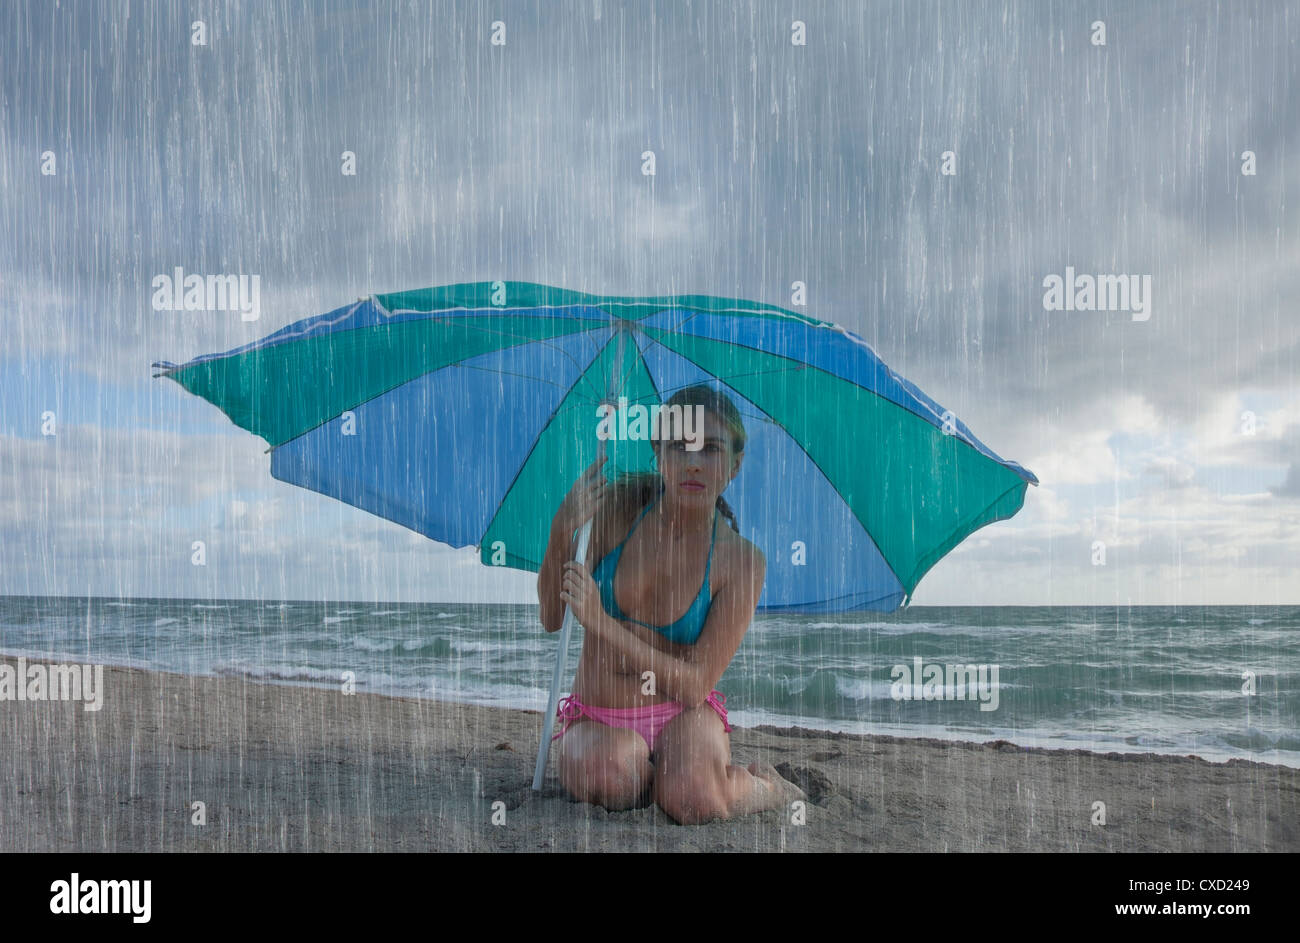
xmin=531 ymin=518 xmax=592 ymax=791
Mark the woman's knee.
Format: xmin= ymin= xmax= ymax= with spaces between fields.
xmin=651 ymin=708 xmax=732 ymax=824
xmin=558 ymin=727 xmax=652 ymax=809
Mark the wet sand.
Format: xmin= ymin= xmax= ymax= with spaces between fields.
xmin=1 ymin=656 xmax=1296 ymax=852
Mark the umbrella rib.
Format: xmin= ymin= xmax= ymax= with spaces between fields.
xmin=350 ymin=307 xmax=613 ymax=383
xmin=633 ymin=317 xmax=813 ymax=423
xmin=670 ymin=319 xmax=970 ymax=586
xmin=621 ymin=330 xmax=660 ymax=407
xmin=432 ymin=317 xmax=605 ymax=379
xmin=631 ymin=318 xmax=682 ymax=369
xmin=525 ymin=332 xmax=656 ymax=426
xmin=651 ymin=323 xmax=1028 ymax=596
xmin=439 ymin=319 xmax=614 ymax=406
xmin=620 ymin=330 xmax=809 ymax=429
xmin=261 ymin=324 xmax=612 ymax=452
xmin=694 ymin=372 xmax=901 ymax=599
xmin=449 ymin=361 xmax=574 ymax=393
xmin=638 ymin=310 xmax=838 ymax=399
xmin=692 ymin=362 xmax=811 ymax=387
xmin=478 ymin=332 xmax=621 ymax=548
xmin=641 ymin=320 xmax=1016 ymax=474
xmin=646 ymin=308 xmax=889 ymax=397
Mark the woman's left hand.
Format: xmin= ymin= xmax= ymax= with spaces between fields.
xmin=560 ymin=561 xmax=607 ymax=632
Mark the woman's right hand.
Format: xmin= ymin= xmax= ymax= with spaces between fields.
xmin=556 ymin=457 xmax=609 ymax=534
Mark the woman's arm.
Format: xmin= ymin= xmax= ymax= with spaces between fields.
xmin=584 ymin=608 xmax=706 ymax=703
xmin=562 ymin=544 xmax=766 ymax=707
xmin=537 ymin=515 xmax=577 ymax=633
xmin=538 ymin=458 xmax=610 ymax=632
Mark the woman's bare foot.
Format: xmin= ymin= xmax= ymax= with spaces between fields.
xmin=747 ymin=761 xmax=806 ymax=808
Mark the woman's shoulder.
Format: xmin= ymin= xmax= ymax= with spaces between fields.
xmin=713 ymin=517 xmax=766 ymax=589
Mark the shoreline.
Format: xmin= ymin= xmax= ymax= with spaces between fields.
xmin=1 ymin=656 xmax=1296 ymax=851
xmin=4 ymin=644 xmax=1292 ymax=771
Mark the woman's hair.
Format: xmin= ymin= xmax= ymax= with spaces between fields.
xmin=606 ymin=383 xmax=745 ymax=532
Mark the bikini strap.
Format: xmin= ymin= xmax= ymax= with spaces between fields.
xmin=626 ymin=493 xmax=716 ymax=577
xmin=607 ymin=492 xmax=655 ymax=553
xmin=624 ymin=492 xmax=658 ymax=542
xmin=552 ymin=693 xmax=587 ymax=741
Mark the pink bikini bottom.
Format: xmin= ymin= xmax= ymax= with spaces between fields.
xmin=552 ymin=690 xmax=732 ymax=754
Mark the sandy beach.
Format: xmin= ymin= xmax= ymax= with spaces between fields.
xmin=1 ymin=655 xmax=1295 ymax=852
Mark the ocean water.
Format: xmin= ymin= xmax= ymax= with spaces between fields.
xmin=2 ymin=596 xmax=1296 ymax=768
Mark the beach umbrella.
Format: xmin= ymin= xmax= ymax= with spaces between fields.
xmin=152 ymin=280 xmax=1038 ymax=789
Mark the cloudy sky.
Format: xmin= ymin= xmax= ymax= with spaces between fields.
xmin=1 ymin=0 xmax=1296 ymax=605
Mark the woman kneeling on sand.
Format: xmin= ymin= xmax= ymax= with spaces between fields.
xmin=538 ymin=384 xmax=803 ymax=824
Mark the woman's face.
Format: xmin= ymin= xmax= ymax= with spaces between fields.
xmin=655 ymin=409 xmax=741 ymax=509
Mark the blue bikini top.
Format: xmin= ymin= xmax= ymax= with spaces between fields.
xmin=592 ymin=493 xmax=718 ymax=645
